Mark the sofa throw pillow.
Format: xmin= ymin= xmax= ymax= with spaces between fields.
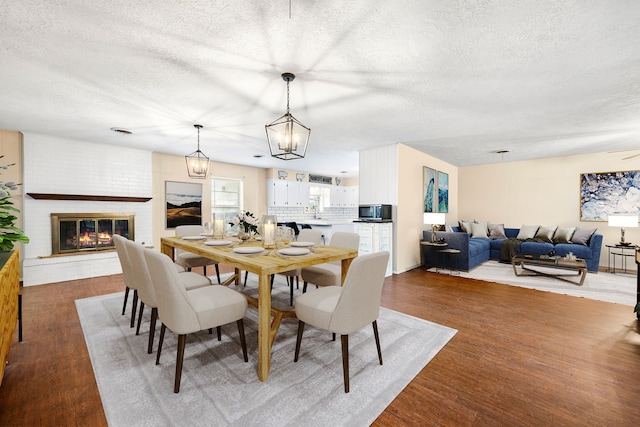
xmin=470 ymin=221 xmax=489 ymax=238
xmin=535 ymin=225 xmax=557 ymax=243
xmin=459 ymin=220 xmax=472 ymax=234
xmin=553 ymin=226 xmax=576 ymax=244
xmin=516 ymin=225 xmax=539 ymax=240
xmin=488 ymin=223 xmax=507 ymax=239
xmin=571 ymin=227 xmax=597 ymax=246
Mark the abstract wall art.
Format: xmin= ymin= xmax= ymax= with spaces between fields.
xmin=438 ymin=171 xmax=449 ymax=213
xmin=580 ymin=171 xmax=640 ymax=221
xmin=423 ymin=167 xmax=436 ymax=213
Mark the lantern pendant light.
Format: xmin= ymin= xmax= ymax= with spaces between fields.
xmin=265 ymin=72 xmax=311 ymax=160
xmin=185 ymin=124 xmax=210 ymax=179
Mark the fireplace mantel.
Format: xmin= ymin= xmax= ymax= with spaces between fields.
xmin=28 ymin=193 xmax=151 ymax=202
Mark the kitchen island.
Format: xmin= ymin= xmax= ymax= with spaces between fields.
xmin=293 ymin=219 xmax=357 ymax=243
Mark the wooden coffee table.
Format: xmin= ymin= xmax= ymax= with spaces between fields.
xmin=511 ymin=254 xmax=587 ymax=286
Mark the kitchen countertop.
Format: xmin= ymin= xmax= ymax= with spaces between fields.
xmin=293 ymin=219 xmax=358 ymax=226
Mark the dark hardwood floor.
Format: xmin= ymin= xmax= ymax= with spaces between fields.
xmin=1 ymin=266 xmax=639 ymax=426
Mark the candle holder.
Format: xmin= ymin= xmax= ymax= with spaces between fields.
xmin=261 ymin=215 xmax=277 ymax=249
xmin=212 ymin=214 xmax=225 ymax=239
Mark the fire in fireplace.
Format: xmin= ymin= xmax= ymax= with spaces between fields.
xmin=51 ymin=213 xmax=135 ymax=255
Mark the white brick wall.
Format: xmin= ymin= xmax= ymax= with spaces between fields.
xmin=22 ymin=133 xmax=153 ymax=286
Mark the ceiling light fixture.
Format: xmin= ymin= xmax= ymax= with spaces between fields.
xmin=265 ymin=72 xmax=311 ymax=161
xmin=185 ymin=124 xmax=210 ymax=179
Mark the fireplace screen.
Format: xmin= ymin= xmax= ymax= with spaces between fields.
xmin=52 ymin=213 xmax=134 ymax=255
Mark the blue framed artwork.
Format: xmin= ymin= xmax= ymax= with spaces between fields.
xmin=580 ymin=171 xmax=640 ymax=221
xmin=423 ymin=167 xmax=436 ymax=213
xmin=438 ymin=171 xmax=449 ymax=213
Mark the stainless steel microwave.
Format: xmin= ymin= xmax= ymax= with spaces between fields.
xmin=358 ymin=204 xmax=392 ymax=221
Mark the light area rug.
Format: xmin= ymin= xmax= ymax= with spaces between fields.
xmin=456 ymin=260 xmax=636 ymax=307
xmin=76 ymin=275 xmax=456 ymax=427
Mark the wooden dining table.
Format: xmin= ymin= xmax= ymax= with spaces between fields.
xmin=160 ymin=236 xmax=359 ymax=381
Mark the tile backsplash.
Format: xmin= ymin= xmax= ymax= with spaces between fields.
xmin=267 ymin=207 xmax=358 ymax=222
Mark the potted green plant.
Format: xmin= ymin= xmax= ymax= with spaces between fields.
xmin=0 ymin=180 xmax=29 ymax=251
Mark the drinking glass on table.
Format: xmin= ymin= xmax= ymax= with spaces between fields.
xmin=280 ymin=226 xmax=294 ymax=245
xmin=204 ymin=222 xmax=213 ymax=236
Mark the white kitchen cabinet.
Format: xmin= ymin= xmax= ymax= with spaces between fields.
xmin=354 ymin=222 xmax=393 ymax=276
xmin=346 ymin=186 xmax=359 ymax=207
xmin=330 ymin=186 xmax=351 ymax=207
xmin=267 ymin=180 xmax=310 ymax=207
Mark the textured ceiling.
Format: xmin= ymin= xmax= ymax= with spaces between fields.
xmin=1 ymin=0 xmax=640 ymax=177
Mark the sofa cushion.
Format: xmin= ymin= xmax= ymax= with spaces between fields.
xmin=519 ymin=241 xmax=554 ymax=256
xmin=571 ymin=227 xmax=597 ymax=245
xmin=459 ymin=220 xmax=472 ymax=233
xmin=469 ymin=237 xmax=491 ymax=257
xmin=553 ymin=226 xmax=576 ymax=244
xmin=470 ymin=222 xmax=489 ymax=238
xmin=516 ymin=225 xmax=539 ymax=240
xmin=554 ymin=243 xmax=592 ymax=260
xmin=488 ymin=223 xmax=507 ymax=239
xmin=535 ymin=225 xmax=557 ymax=243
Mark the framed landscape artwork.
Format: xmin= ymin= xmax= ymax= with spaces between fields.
xmin=423 ymin=167 xmax=436 ymax=213
xmin=165 ymin=181 xmax=203 ymax=228
xmin=580 ymin=171 xmax=640 ymax=221
xmin=438 ymin=171 xmax=449 ymax=213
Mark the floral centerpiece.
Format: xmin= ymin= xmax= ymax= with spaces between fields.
xmin=0 ymin=180 xmax=30 ymax=251
xmin=229 ymin=211 xmax=259 ymax=239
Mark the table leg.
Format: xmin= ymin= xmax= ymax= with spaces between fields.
xmin=341 ymin=258 xmax=354 ymax=285
xmin=257 ymin=273 xmax=272 ymax=381
xmin=160 ymin=241 xmax=174 ymax=259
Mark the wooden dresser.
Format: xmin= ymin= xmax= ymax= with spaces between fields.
xmin=0 ymin=250 xmax=19 ymax=386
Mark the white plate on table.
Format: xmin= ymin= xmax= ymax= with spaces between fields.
xmin=204 ymin=240 xmax=232 ymax=246
xmin=278 ymin=248 xmax=311 ymax=256
xmin=182 ymin=235 xmax=206 ymax=241
xmin=290 ymin=241 xmax=314 ymax=248
xmin=232 ymin=247 xmax=265 ymax=255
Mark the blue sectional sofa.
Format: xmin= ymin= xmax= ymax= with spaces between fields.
xmin=421 ymin=226 xmax=603 ymax=272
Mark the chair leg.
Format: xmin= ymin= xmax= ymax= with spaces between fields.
xmin=294 ymin=321 xmax=305 ymax=362
xmin=237 ymin=319 xmax=248 ymax=362
xmin=148 ymin=308 xmax=157 ymax=354
xmin=156 ymin=323 xmax=166 ymax=365
xmin=289 ymin=276 xmax=294 ymax=306
xmin=136 ymin=302 xmax=145 ymax=335
xmin=243 ymin=271 xmax=248 ymax=287
xmin=303 ymin=281 xmax=307 ymax=293
xmin=372 ymin=320 xmax=383 ymax=365
xmin=341 ymin=334 xmax=350 ymax=393
xmin=174 ymin=334 xmax=187 ymax=393
xmin=121 ymin=286 xmax=130 ymax=315
xmin=216 ymin=326 xmax=222 ymax=341
xmin=296 ymin=276 xmax=299 ymax=290
xmin=203 ymin=265 xmax=207 ymax=276
xmin=215 ymin=264 xmax=221 ymax=284
xmin=130 ymin=290 xmax=138 ymax=328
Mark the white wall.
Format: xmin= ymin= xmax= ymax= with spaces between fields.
xmin=22 ymin=133 xmax=153 ymax=286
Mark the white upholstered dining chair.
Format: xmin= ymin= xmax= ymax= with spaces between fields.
xmin=174 ymin=225 xmax=221 ymax=284
xmin=114 ymin=234 xmax=139 ymax=328
xmin=144 ymin=249 xmax=249 ymax=393
xmin=125 ymin=239 xmax=211 ymax=354
xmin=279 ymin=228 xmax=324 ymax=305
xmin=294 ymin=251 xmax=390 ymax=393
xmin=301 ymin=231 xmax=360 ymax=293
